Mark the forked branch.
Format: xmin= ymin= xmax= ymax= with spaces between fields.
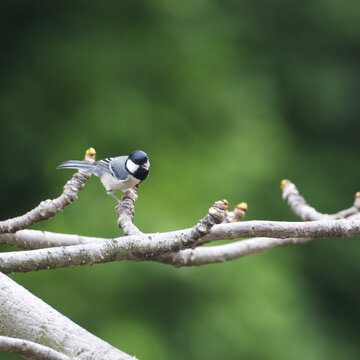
xmin=281 ymin=179 xmax=360 ymax=220
xmin=1 ymin=150 xmax=360 ymax=360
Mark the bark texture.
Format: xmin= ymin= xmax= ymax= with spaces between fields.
xmin=1 ymin=173 xmax=359 ymax=359
xmin=0 ymin=273 xmax=134 ymax=360
xmin=0 ymin=335 xmax=70 ymax=360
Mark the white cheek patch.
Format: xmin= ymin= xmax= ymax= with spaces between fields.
xmin=126 ymin=159 xmax=139 ymax=174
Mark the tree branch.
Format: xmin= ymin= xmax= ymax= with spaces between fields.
xmin=0 ymin=172 xmax=90 ymax=234
xmin=0 ymin=230 xmax=101 ymax=249
xmin=0 ymin=335 xmax=70 ymax=360
xmin=0 ymin=148 xmax=97 ymax=235
xmin=157 ymin=237 xmax=311 ymax=267
xmin=2 ymin=175 xmax=360 ymax=358
xmin=0 ymin=200 xmax=249 ymax=250
xmin=1 ymin=217 xmax=360 ymax=273
xmin=0 ymin=200 xmax=228 ymax=273
xmin=0 ymin=272 xmax=134 ymax=360
xmin=223 ymin=202 xmax=248 ymax=223
xmin=281 ymin=179 xmax=360 ymax=220
xmin=347 ymin=212 xmax=360 ymax=220
xmin=115 ymin=187 xmax=142 ymax=235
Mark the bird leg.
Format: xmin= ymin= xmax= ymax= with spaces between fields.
xmin=106 ymin=191 xmax=122 ymax=204
xmin=114 ymin=187 xmax=138 ymax=219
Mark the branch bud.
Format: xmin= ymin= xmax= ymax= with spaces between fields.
xmin=236 ymin=202 xmax=248 ymax=212
xmin=84 ymin=147 xmax=96 ymax=163
xmin=208 ymin=200 xmax=228 ymax=223
xmin=280 ymin=179 xmax=290 ymax=190
xmin=224 ymin=201 xmax=248 ymax=222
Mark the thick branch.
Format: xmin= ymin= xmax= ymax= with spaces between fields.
xmin=0 ymin=201 xmax=247 ymax=250
xmin=2 ymin=179 xmax=360 ymax=273
xmin=0 ymin=230 xmax=314 ymax=268
xmin=0 ymin=335 xmax=70 ymax=360
xmin=1 ymin=218 xmax=360 ymax=273
xmin=0 ymin=200 xmax=227 ymax=273
xmin=200 ymin=218 xmax=360 ymax=241
xmin=281 ymin=179 xmax=360 ymax=220
xmin=0 ymin=272 xmax=134 ymax=360
xmin=0 ymin=230 xmax=101 ymax=249
xmin=348 ymin=213 xmax=360 ymax=220
xmin=0 ymin=172 xmax=90 ymax=234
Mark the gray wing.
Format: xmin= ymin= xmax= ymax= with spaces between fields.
xmin=96 ymin=156 xmax=129 ymax=180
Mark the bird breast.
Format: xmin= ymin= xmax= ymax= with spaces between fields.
xmin=100 ymin=173 xmax=140 ymax=192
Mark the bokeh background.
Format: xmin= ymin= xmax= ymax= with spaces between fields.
xmin=1 ymin=1 xmax=360 ymax=359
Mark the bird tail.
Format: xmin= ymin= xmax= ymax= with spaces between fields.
xmin=57 ymin=160 xmax=95 ymax=174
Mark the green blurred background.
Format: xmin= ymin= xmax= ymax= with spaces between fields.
xmin=1 ymin=0 xmax=360 ymax=359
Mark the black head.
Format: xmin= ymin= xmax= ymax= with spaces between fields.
xmin=128 ymin=150 xmax=148 ymax=165
xmin=126 ymin=150 xmax=150 ymax=181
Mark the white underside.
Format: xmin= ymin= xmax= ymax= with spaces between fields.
xmin=100 ymin=173 xmax=140 ymax=192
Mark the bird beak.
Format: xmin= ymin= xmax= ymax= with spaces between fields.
xmin=143 ymin=162 xmax=150 ymax=171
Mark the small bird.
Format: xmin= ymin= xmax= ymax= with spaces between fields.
xmin=58 ymin=150 xmax=150 ymax=203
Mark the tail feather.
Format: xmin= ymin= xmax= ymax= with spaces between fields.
xmin=57 ymin=160 xmax=95 ymax=174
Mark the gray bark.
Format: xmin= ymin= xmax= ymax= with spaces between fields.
xmin=158 ymin=237 xmax=311 ymax=266
xmin=0 ymin=218 xmax=359 ymax=273
xmin=0 ymin=273 xmax=134 ymax=360
xmin=0 ymin=201 xmax=228 ymax=273
xmin=281 ymin=179 xmax=360 ymax=220
xmin=0 ymin=172 xmax=90 ymax=234
xmin=0 ymin=335 xmax=70 ymax=360
xmin=1 ymin=175 xmax=359 ymax=359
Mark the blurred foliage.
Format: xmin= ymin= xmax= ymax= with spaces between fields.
xmin=1 ymin=0 xmax=360 ymax=359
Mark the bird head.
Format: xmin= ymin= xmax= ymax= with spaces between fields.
xmin=126 ymin=150 xmax=150 ymax=181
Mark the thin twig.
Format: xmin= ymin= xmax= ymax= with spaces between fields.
xmin=0 ymin=172 xmax=90 ymax=234
xmin=116 ymin=187 xmax=142 ymax=235
xmin=281 ymin=179 xmax=360 ymax=220
xmin=157 ymin=237 xmax=312 ymax=267
xmin=0 ymin=147 xmax=97 ymax=234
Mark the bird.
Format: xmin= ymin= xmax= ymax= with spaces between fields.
xmin=58 ymin=150 xmax=150 ymax=203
